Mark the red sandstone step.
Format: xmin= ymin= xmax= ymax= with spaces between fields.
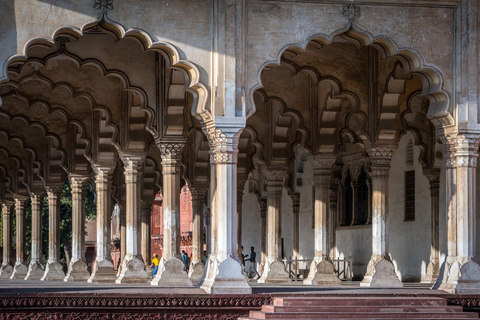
xmin=247 ymin=311 xmax=478 ymax=319
xmin=240 ymin=318 xmax=475 ymax=320
xmin=273 ymin=297 xmax=448 ymax=307
xmin=262 ymin=305 xmax=465 ymax=313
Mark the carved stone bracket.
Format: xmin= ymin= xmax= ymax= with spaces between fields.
xmin=157 ymin=142 xmax=185 ymax=174
xmin=311 ymin=156 xmax=336 ymax=187
xmin=204 ymin=126 xmax=242 ymax=165
xmin=365 ymin=144 xmax=397 ymax=179
xmin=190 ymin=186 xmax=208 ymax=202
xmin=262 ymin=167 xmax=287 ymax=194
xmin=440 ymin=133 xmax=480 ymax=168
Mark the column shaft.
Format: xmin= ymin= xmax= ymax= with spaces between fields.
xmin=11 ymin=198 xmax=28 ymax=279
xmin=291 ymin=194 xmax=300 ymax=259
xmin=422 ymin=176 xmax=440 ymax=283
xmin=141 ymin=201 xmax=152 ymax=266
xmin=0 ymin=203 xmax=13 ymax=278
xmin=26 ymin=193 xmax=45 ymax=280
xmin=42 ymin=186 xmax=64 ymax=281
xmin=189 ymin=187 xmax=207 ymax=283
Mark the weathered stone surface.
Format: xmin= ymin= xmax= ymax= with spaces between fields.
xmin=116 ymin=258 xmax=149 ymax=284
xmin=41 ymin=261 xmax=65 ymax=281
xmin=304 ymin=259 xmax=341 ymax=286
xmin=201 ymin=257 xmax=251 ymax=294
xmin=152 ymin=257 xmax=192 ymax=287
xmin=189 ymin=261 xmax=205 ymax=285
xmin=88 ymin=259 xmax=116 ymax=283
xmin=258 ymin=260 xmax=290 ymax=284
xmin=10 ymin=262 xmax=28 ymax=280
xmin=25 ymin=261 xmax=45 ymax=280
xmin=0 ymin=264 xmax=13 ymax=279
xmin=361 ymin=258 xmax=403 ymax=288
xmin=64 ymin=260 xmax=90 ymax=282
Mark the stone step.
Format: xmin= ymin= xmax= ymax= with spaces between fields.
xmin=247 ymin=311 xmax=478 ymax=319
xmin=262 ymin=305 xmax=465 ymax=313
xmin=273 ymin=297 xmax=448 ymax=307
xmin=240 ymin=318 xmax=474 ymax=320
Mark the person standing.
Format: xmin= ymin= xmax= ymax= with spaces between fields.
xmin=248 ymin=246 xmax=260 ymax=279
xmin=150 ymin=253 xmax=159 ymax=280
xmin=181 ymin=250 xmax=190 ymax=273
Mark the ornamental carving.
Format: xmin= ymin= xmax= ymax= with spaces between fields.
xmin=342 ymin=3 xmax=361 ymax=24
xmin=210 ymin=152 xmax=238 ymax=164
xmin=158 ymin=143 xmax=185 ymax=161
xmin=367 ymin=147 xmax=395 ymax=160
xmin=94 ymin=0 xmax=114 ymax=15
xmin=69 ymin=175 xmax=88 ymax=191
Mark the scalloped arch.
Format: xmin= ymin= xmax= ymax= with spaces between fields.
xmin=1 ymin=17 xmax=210 ymax=124
xmin=250 ymin=27 xmax=453 ymax=128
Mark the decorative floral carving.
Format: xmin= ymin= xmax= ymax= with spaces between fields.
xmin=342 ymin=3 xmax=361 ymax=24
xmin=94 ymin=0 xmax=114 ymax=15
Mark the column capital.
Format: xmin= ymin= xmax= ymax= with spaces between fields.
xmin=204 ymin=126 xmax=242 ymax=164
xmin=262 ymin=167 xmax=286 ymax=194
xmin=454 ymin=134 xmax=480 ymax=168
xmin=92 ymin=164 xmax=115 ymax=179
xmin=45 ymin=184 xmax=64 ymax=197
xmin=190 ymin=186 xmax=208 ymax=201
xmin=259 ymin=198 xmax=267 ymax=218
xmin=14 ymin=196 xmax=29 ymax=207
xmin=119 ymin=152 xmax=147 ymax=170
xmin=69 ymin=174 xmax=89 ymax=191
xmin=2 ymin=202 xmax=13 ymax=215
xmin=311 ymin=157 xmax=335 ymax=188
xmin=365 ymin=144 xmax=396 ymax=179
xmin=290 ymin=193 xmax=300 ymax=214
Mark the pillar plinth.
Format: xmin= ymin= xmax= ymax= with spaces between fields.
xmin=0 ymin=203 xmax=13 ymax=278
xmin=25 ymin=193 xmax=45 ymax=280
xmin=439 ymin=135 xmax=480 ymax=293
xmin=304 ymin=158 xmax=340 ymax=286
xmin=258 ymin=168 xmax=290 ymax=284
xmin=200 ymin=127 xmax=250 ymax=294
xmin=42 ymin=185 xmax=65 ymax=281
xmin=64 ymin=175 xmax=90 ymax=282
xmin=89 ymin=166 xmax=116 ymax=283
xmin=116 ymin=154 xmax=149 ymax=284
xmin=361 ymin=146 xmax=402 ymax=288
xmin=11 ymin=197 xmax=28 ymax=279
xmin=189 ymin=186 xmax=207 ymax=284
xmin=152 ymin=142 xmax=192 ymax=287
xmin=421 ymin=175 xmax=440 ymax=284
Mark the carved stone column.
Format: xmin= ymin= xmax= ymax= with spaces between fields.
xmin=329 ymin=190 xmax=338 ymax=259
xmin=366 ymin=179 xmax=372 ymax=224
xmin=189 ymin=186 xmax=208 ymax=284
xmin=291 ymin=193 xmax=300 ymax=259
xmin=152 ymin=142 xmax=192 ymax=287
xmin=421 ymin=174 xmax=440 ymax=284
xmin=64 ymin=175 xmax=89 ymax=282
xmin=11 ymin=197 xmax=28 ymax=279
xmin=439 ymin=134 xmax=480 ymax=293
xmin=200 ymin=127 xmax=250 ymax=294
xmin=237 ymin=176 xmax=248 ymax=259
xmin=350 ymin=181 xmax=359 ymax=225
xmin=258 ymin=199 xmax=267 ymax=276
xmin=41 ymin=185 xmax=65 ymax=281
xmin=258 ymin=168 xmax=290 ymax=284
xmin=116 ymin=202 xmax=126 ymax=277
xmin=0 ymin=202 xmax=13 ymax=278
xmin=361 ymin=146 xmax=402 ymax=287
xmin=25 ymin=192 xmax=45 ymax=280
xmin=89 ymin=166 xmax=116 ymax=283
xmin=116 ymin=154 xmax=149 ymax=283
xmin=304 ymin=157 xmax=340 ymax=285
xmin=141 ymin=200 xmax=153 ymax=277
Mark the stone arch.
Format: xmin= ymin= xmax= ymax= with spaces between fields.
xmin=250 ymin=28 xmax=453 ymax=128
xmin=1 ymin=18 xmax=209 ymax=124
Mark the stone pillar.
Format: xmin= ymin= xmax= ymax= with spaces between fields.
xmin=291 ymin=194 xmax=300 ymax=259
xmin=258 ymin=168 xmax=290 ymax=284
xmin=88 ymin=166 xmax=116 ymax=283
xmin=116 ymin=203 xmax=126 ymax=276
xmin=200 ymin=127 xmax=250 ymax=294
xmin=237 ymin=177 xmax=247 ymax=257
xmin=25 ymin=193 xmax=45 ymax=280
xmin=152 ymin=143 xmax=192 ymax=287
xmin=189 ymin=186 xmax=207 ymax=284
xmin=366 ymin=179 xmax=372 ymax=224
xmin=304 ymin=158 xmax=340 ymax=285
xmin=329 ymin=190 xmax=337 ymax=259
xmin=116 ymin=154 xmax=149 ymax=283
xmin=439 ymin=134 xmax=480 ymax=293
xmin=141 ymin=200 xmax=152 ymax=277
xmin=42 ymin=185 xmax=65 ymax=281
xmin=350 ymin=181 xmax=359 ymax=225
xmin=258 ymin=199 xmax=267 ymax=276
xmin=0 ymin=202 xmax=13 ymax=278
xmin=64 ymin=175 xmax=89 ymax=282
xmin=11 ymin=197 xmax=28 ymax=279
xmin=421 ymin=174 xmax=440 ymax=284
xmin=361 ymin=146 xmax=402 ymax=287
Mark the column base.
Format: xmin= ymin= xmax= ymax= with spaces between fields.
xmin=88 ymin=259 xmax=116 ymax=283
xmin=115 ymin=257 xmax=149 ymax=284
xmin=200 ymin=255 xmax=251 ymax=294
xmin=188 ymin=261 xmax=205 ymax=284
xmin=10 ymin=262 xmax=28 ymax=279
xmin=360 ymin=256 xmax=403 ymax=288
xmin=151 ymin=257 xmax=193 ymax=287
xmin=41 ymin=261 xmax=65 ymax=281
xmin=25 ymin=260 xmax=45 ymax=280
xmin=257 ymin=259 xmax=290 ymax=284
xmin=0 ymin=263 xmax=13 ymax=278
xmin=438 ymin=258 xmax=480 ymax=293
xmin=303 ymin=257 xmax=341 ymax=286
xmin=420 ymin=259 xmax=440 ymax=284
xmin=64 ymin=260 xmax=90 ymax=282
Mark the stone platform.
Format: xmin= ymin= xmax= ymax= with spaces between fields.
xmin=0 ymin=280 xmax=480 ymax=319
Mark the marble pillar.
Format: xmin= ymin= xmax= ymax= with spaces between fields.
xmin=258 ymin=199 xmax=267 ymax=277
xmin=141 ymin=200 xmax=152 ymax=278
xmin=42 ymin=185 xmax=65 ymax=281
xmin=329 ymin=190 xmax=338 ymax=259
xmin=64 ymin=175 xmax=90 ymax=282
xmin=0 ymin=202 xmax=13 ymax=278
xmin=421 ymin=175 xmax=440 ymax=284
xmin=152 ymin=143 xmax=192 ymax=287
xmin=304 ymin=158 xmax=340 ymax=285
xmin=89 ymin=166 xmax=116 ymax=283
xmin=25 ymin=193 xmax=45 ymax=280
xmin=361 ymin=146 xmax=402 ymax=287
xmin=237 ymin=177 xmax=247 ymax=258
xmin=291 ymin=194 xmax=300 ymax=260
xmin=116 ymin=203 xmax=126 ymax=277
xmin=200 ymin=127 xmax=250 ymax=294
xmin=189 ymin=186 xmax=207 ymax=284
xmin=439 ymin=134 xmax=480 ymax=293
xmin=11 ymin=197 xmax=28 ymax=279
xmin=116 ymin=154 xmax=149 ymax=283
xmin=258 ymin=168 xmax=290 ymax=284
